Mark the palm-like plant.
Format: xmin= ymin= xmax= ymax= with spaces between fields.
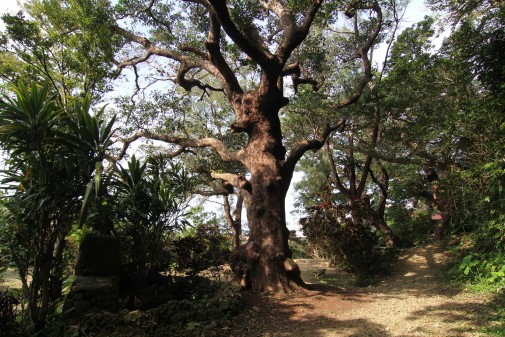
xmin=0 ymin=82 xmax=116 ymax=334
xmin=0 ymin=82 xmax=68 ymax=334
xmin=111 ymin=155 xmax=193 ymax=306
xmin=64 ymin=95 xmax=116 ymax=230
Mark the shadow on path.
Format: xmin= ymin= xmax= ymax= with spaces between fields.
xmin=228 ymin=245 xmax=499 ymax=337
xmin=232 ymin=289 xmax=392 ymax=337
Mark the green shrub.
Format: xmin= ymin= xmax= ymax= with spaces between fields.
xmin=300 ymin=208 xmax=396 ymax=277
xmin=0 ymin=289 xmax=20 ymax=337
xmin=170 ymin=223 xmax=231 ymax=277
xmin=387 ymin=207 xmax=433 ymax=247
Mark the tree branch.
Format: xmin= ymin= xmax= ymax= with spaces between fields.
xmin=207 ymin=0 xmax=274 ymax=70
xmin=193 ymin=181 xmax=232 ymax=196
xmin=114 ymin=131 xmax=245 ymax=163
xmin=210 ymin=172 xmax=252 ymax=192
xmin=333 ymin=3 xmax=382 ymax=109
xmin=111 ymin=24 xmax=232 ymax=94
xmin=356 ymin=109 xmax=381 ymax=195
xmin=284 ymin=120 xmax=346 ymax=175
xmin=282 ymin=63 xmax=318 ymax=92
xmin=272 ymin=0 xmax=323 ymax=64
xmin=326 ymin=141 xmax=350 ymax=196
xmin=205 ymin=9 xmax=243 ymax=96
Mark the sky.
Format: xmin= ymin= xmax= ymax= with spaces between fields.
xmin=0 ymin=0 xmax=436 ymax=231
xmin=0 ymin=1 xmax=22 ymax=28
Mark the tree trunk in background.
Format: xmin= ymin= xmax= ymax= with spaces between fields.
xmin=224 ymin=193 xmax=243 ymax=252
xmin=424 ymin=168 xmax=452 ymax=241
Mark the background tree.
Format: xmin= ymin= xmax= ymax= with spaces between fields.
xmin=427 ymin=0 xmax=505 ymax=284
xmin=0 ymin=5 xmax=117 ymax=104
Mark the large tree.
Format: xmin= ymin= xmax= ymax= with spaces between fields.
xmin=25 ymin=0 xmax=385 ymax=292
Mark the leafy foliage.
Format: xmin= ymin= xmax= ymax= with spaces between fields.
xmin=300 ymin=206 xmax=395 ymax=278
xmin=0 ymin=2 xmax=118 ymax=103
xmin=171 ymin=223 xmax=231 ymax=278
xmin=0 ymin=81 xmax=116 ymax=333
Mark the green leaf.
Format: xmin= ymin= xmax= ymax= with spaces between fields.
xmin=94 ymin=161 xmax=102 ymax=197
xmin=80 ymin=180 xmax=94 ymax=227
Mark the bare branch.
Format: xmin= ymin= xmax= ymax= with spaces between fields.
xmin=284 ymin=120 xmax=346 ymax=174
xmin=210 ymin=172 xmax=252 ymax=191
xmin=114 ymin=130 xmax=245 ymax=163
xmin=134 ymin=0 xmax=173 ymax=35
xmin=378 ymin=0 xmax=406 ymax=81
xmin=333 ymin=3 xmax=383 ymax=109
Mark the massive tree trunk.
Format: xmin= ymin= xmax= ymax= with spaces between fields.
xmin=229 ymin=90 xmax=304 ymax=292
xmin=423 ymin=168 xmax=452 ymax=241
xmin=237 ymin=174 xmax=304 ymax=292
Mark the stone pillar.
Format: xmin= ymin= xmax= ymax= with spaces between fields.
xmin=62 ymin=234 xmax=121 ymax=319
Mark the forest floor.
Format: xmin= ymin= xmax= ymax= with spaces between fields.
xmin=1 ymin=245 xmax=503 ymax=336
xmin=226 ymin=245 xmax=502 ymax=337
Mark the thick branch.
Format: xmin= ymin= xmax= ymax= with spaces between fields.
xmin=193 ymin=181 xmax=232 ymax=196
xmin=111 ymin=25 xmax=185 ymax=69
xmin=210 ymin=172 xmax=252 ymax=192
xmin=284 ymin=120 xmax=346 ymax=175
xmin=333 ymin=3 xmax=382 ymax=109
xmin=356 ymin=109 xmax=381 ymax=195
xmin=115 ymin=131 xmax=244 ymax=163
xmin=369 ymin=162 xmax=389 ymax=215
xmin=111 ymin=24 xmax=231 ymax=94
xmin=326 ymin=141 xmax=350 ymax=196
xmin=207 ymin=0 xmax=274 ymax=70
xmin=176 ymin=63 xmax=224 ymax=93
xmin=274 ymin=0 xmax=323 ymax=63
xmin=205 ymin=10 xmax=243 ymax=96
xmin=282 ymin=63 xmax=318 ymax=92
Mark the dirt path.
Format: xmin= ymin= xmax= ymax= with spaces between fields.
xmin=229 ymin=246 xmax=494 ymax=337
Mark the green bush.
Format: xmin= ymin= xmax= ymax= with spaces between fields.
xmin=288 ymin=231 xmax=311 ymax=259
xmin=456 ymin=253 xmax=505 ymax=284
xmin=301 ymin=208 xmax=396 ymax=278
xmin=387 ymin=207 xmax=433 ymax=247
xmin=170 ymin=223 xmax=231 ymax=277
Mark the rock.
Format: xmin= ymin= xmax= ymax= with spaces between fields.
xmin=74 ymin=234 xmax=121 ymax=277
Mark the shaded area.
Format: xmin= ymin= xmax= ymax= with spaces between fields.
xmin=365 ymin=245 xmax=462 ymax=298
xmin=403 ymin=289 xmax=505 ymax=336
xmin=229 ymin=287 xmax=391 ymax=337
